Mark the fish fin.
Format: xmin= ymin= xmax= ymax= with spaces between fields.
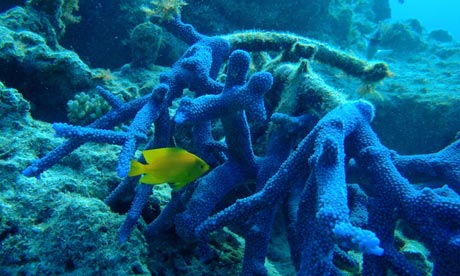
xmin=142 ymin=147 xmax=187 ymax=164
xmin=171 ymin=135 xmax=177 ymax=147
xmin=140 ymin=174 xmax=164 ymax=185
xmin=128 ymin=160 xmax=144 ymax=176
xmin=170 ymin=182 xmax=187 ymax=191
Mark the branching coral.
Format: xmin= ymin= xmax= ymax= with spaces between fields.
xmin=23 ymin=15 xmax=460 ymax=275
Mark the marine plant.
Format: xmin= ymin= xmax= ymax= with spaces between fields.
xmin=142 ymin=0 xmax=187 ymax=22
xmin=23 ymin=15 xmax=460 ymax=276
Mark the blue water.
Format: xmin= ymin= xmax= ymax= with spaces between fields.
xmin=391 ymin=0 xmax=460 ymax=40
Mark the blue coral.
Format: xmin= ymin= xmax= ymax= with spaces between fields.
xmin=171 ymin=49 xmax=274 ymax=243
xmin=22 ymin=15 xmax=460 ymax=276
xmin=22 ymin=85 xmax=152 ymax=178
xmin=195 ymin=101 xmax=386 ymax=275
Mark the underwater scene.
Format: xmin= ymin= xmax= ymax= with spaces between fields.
xmin=1 ymin=0 xmax=459 ymax=275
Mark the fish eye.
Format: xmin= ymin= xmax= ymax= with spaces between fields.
xmin=200 ymin=164 xmax=204 ymax=169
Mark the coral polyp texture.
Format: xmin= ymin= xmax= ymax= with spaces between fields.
xmin=13 ymin=13 xmax=460 ymax=276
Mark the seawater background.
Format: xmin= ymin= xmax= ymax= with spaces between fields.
xmin=391 ymin=0 xmax=460 ymax=40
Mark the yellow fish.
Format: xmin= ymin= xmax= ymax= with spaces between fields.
xmin=128 ymin=147 xmax=210 ymax=190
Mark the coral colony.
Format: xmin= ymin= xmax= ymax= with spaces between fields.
xmin=23 ymin=16 xmax=460 ymax=275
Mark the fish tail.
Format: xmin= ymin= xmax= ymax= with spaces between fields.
xmin=128 ymin=160 xmax=144 ymax=176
